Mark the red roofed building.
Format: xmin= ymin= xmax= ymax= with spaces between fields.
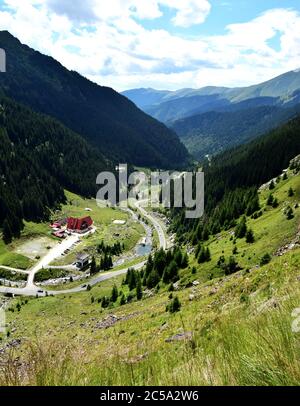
xmin=67 ymin=216 xmax=93 ymax=233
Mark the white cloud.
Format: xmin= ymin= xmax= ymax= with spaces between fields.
xmin=0 ymin=2 xmax=299 ymax=91
xmin=160 ymin=0 xmax=211 ymax=28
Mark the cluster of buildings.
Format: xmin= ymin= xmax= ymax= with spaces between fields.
xmin=50 ymin=216 xmax=93 ymax=239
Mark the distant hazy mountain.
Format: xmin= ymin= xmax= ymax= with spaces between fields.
xmin=122 ymin=69 xmax=300 ymax=123
xmin=123 ymin=70 xmax=300 ymax=160
xmin=0 ymin=31 xmax=188 ymax=169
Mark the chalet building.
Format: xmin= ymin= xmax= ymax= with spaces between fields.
xmin=50 ymin=218 xmax=67 ymax=229
xmin=76 ymin=253 xmax=90 ymax=269
xmin=67 ymin=216 xmax=93 ymax=234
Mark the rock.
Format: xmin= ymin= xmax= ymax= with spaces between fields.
xmin=125 ymin=353 xmax=148 ymax=364
xmin=257 ymin=298 xmax=279 ymax=314
xmin=95 ymin=313 xmax=139 ymax=330
xmin=165 ymin=332 xmax=193 ymax=343
xmin=192 ymin=280 xmax=199 ymax=286
xmin=159 ymin=322 xmax=169 ymax=332
xmin=209 ymin=287 xmax=218 ymax=296
xmin=173 ymin=281 xmax=180 ymax=291
xmin=189 ymin=294 xmax=195 ymax=301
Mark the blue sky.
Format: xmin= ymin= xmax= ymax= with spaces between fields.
xmin=0 ymin=0 xmax=300 ymax=91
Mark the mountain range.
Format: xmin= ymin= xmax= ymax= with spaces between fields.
xmin=123 ymin=70 xmax=300 ymax=159
xmin=0 ymin=31 xmax=188 ymax=169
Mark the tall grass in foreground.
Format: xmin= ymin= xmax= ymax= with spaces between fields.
xmin=1 ymin=296 xmax=299 ymax=386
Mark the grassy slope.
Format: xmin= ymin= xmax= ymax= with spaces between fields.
xmin=1 ymin=172 xmax=300 ymax=386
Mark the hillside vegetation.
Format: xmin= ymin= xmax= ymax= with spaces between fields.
xmin=171 ymin=114 xmax=300 ymax=245
xmin=0 ymin=96 xmax=116 ymax=242
xmin=171 ymin=104 xmax=300 ymax=160
xmin=1 ymin=166 xmax=300 ymax=386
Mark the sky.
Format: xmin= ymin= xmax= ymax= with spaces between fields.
xmin=0 ymin=0 xmax=300 ymax=91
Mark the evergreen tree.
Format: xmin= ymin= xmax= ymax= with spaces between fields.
xmin=246 ymin=229 xmax=255 ymax=243
xmin=146 ymin=268 xmax=160 ymax=289
xmin=272 ymin=198 xmax=279 ymax=208
xmin=90 ymin=256 xmax=97 ymax=275
xmin=174 ymin=248 xmax=183 ymax=268
xmin=136 ymin=274 xmax=143 ymax=300
xmin=260 ymin=253 xmax=271 ymax=266
xmin=120 ymin=293 xmax=126 ymax=306
xmin=198 ymin=245 xmax=210 ymax=264
xmin=267 ymin=194 xmax=274 ymax=206
xmin=288 ymin=187 xmax=295 ymax=197
xmin=167 ymin=296 xmax=181 ymax=313
xmin=235 ymin=216 xmax=247 ymax=239
xmin=162 ymin=260 xmax=179 ymax=284
xmin=110 ymin=285 xmax=118 ymax=302
xmin=2 ymin=219 xmax=13 ymax=244
xmin=205 ymin=247 xmax=211 ymax=262
xmin=224 ymin=256 xmax=240 ymax=275
xmin=285 ymin=206 xmax=294 ymax=220
xmin=181 ymin=252 xmax=189 ymax=268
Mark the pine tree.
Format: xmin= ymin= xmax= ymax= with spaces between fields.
xmin=162 ymin=261 xmax=178 ymax=284
xmin=146 ymin=268 xmax=160 ymax=289
xmin=267 ymin=194 xmax=274 ymax=206
xmin=205 ymin=247 xmax=211 ymax=262
xmin=288 ymin=187 xmax=295 ymax=197
xmin=246 ymin=229 xmax=255 ymax=243
xmin=120 ymin=293 xmax=126 ymax=306
xmin=174 ymin=248 xmax=183 ymax=268
xmin=272 ymin=198 xmax=279 ymax=208
xmin=136 ymin=274 xmax=143 ymax=300
xmin=181 ymin=252 xmax=189 ymax=268
xmin=197 ymin=246 xmax=207 ymax=264
xmin=269 ymin=180 xmax=275 ymax=190
xmin=167 ymin=296 xmax=181 ymax=313
xmin=110 ymin=285 xmax=118 ymax=302
xmin=90 ymin=257 xmax=97 ymax=274
xmin=2 ymin=219 xmax=12 ymax=244
xmin=260 ymin=253 xmax=271 ymax=266
xmin=285 ymin=206 xmax=294 ymax=220
xmin=235 ymin=216 xmax=247 ymax=239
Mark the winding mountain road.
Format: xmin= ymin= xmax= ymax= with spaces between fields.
xmin=0 ymin=202 xmax=168 ymax=297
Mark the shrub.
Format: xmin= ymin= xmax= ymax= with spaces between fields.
xmin=260 ymin=253 xmax=271 ymax=266
xmin=246 ymin=229 xmax=255 ymax=244
xmin=167 ymin=296 xmax=181 ymax=313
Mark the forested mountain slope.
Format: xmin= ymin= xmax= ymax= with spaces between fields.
xmin=0 ymin=96 xmax=114 ymax=243
xmin=171 ymin=104 xmax=300 ymax=160
xmin=171 ymin=114 xmax=300 ymax=244
xmin=0 ymin=31 xmax=188 ymax=169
